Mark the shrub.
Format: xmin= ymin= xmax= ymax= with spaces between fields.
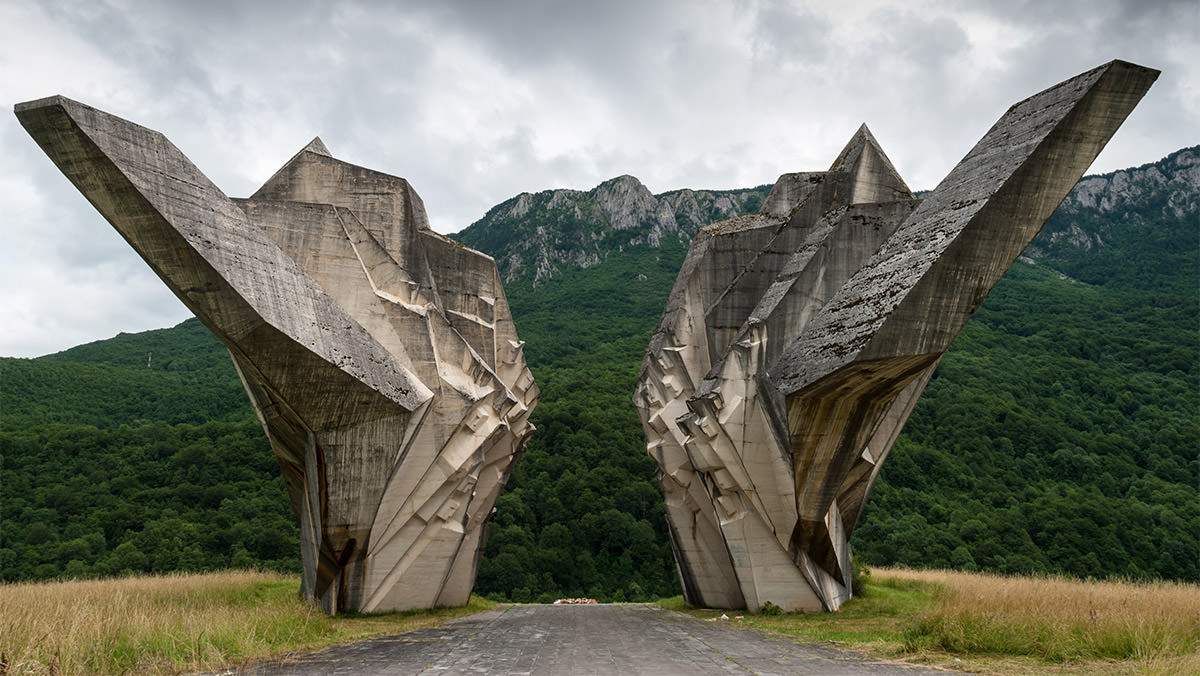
xmin=759 ymin=600 xmax=783 ymax=616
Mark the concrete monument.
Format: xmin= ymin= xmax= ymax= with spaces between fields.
xmin=634 ymin=60 xmax=1158 ymax=611
xmin=17 ymin=97 xmax=539 ymax=613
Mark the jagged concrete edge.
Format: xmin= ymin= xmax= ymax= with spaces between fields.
xmin=770 ymin=60 xmax=1160 ymax=395
xmin=14 ymin=95 xmax=433 ymax=413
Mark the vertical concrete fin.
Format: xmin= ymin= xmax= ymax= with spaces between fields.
xmin=636 ymin=60 xmax=1156 ymax=613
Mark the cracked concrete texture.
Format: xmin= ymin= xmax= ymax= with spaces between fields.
xmin=222 ymin=604 xmax=957 ymax=675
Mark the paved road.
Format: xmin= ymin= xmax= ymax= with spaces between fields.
xmin=225 ymin=604 xmax=957 ymax=675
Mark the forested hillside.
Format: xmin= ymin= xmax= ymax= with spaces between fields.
xmin=0 ymin=322 xmax=292 ymax=580
xmin=2 ymin=148 xmax=1196 ymax=601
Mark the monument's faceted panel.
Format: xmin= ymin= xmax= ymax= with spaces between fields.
xmin=635 ymin=60 xmax=1158 ymax=611
xmin=16 ymin=97 xmax=539 ymax=613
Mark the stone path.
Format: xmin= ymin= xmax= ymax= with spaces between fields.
xmin=222 ymin=604 xmax=958 ymax=675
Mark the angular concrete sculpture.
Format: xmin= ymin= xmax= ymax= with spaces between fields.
xmin=16 ymin=97 xmax=539 ymax=613
xmin=634 ymin=60 xmax=1158 ymax=612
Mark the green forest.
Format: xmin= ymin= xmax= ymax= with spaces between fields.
xmin=1 ymin=149 xmax=1196 ymax=602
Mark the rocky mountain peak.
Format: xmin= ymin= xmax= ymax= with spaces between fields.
xmin=594 ymin=175 xmax=657 ymax=231
xmin=455 ymin=176 xmax=771 ymax=285
xmin=1013 ymin=145 xmax=1199 ymax=294
xmin=1064 ymin=146 xmax=1198 ymax=215
xmin=506 ymin=192 xmax=535 ymax=219
xmin=1030 ymin=146 xmax=1199 ymax=258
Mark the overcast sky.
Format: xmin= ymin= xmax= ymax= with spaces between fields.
xmin=1 ymin=0 xmax=1196 ymax=357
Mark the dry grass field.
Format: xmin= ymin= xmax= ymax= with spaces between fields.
xmin=668 ymin=568 xmax=1200 ymax=676
xmin=4 ymin=568 xmax=1198 ymax=675
xmin=0 ymin=571 xmax=494 ymax=675
xmin=886 ymin=568 xmax=1200 ymax=675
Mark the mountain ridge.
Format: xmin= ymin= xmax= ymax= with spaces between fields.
xmin=1030 ymin=145 xmax=1199 ymax=293
xmin=457 ymin=175 xmax=770 ymax=284
xmin=459 ymin=145 xmax=1199 ymax=292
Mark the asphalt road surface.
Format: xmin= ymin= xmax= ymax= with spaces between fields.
xmin=223 ymin=604 xmax=959 ymax=675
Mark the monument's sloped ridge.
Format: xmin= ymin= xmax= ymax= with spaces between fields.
xmin=16 ymin=97 xmax=539 ymax=614
xmin=634 ymin=60 xmax=1158 ymax=611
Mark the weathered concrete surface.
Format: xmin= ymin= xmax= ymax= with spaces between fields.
xmin=16 ymin=98 xmax=539 ymax=614
xmin=223 ymin=604 xmax=958 ymax=675
xmin=634 ymin=60 xmax=1157 ymax=613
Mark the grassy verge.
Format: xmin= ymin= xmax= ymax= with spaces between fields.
xmin=0 ymin=570 xmax=496 ymax=676
xmin=660 ymin=568 xmax=1200 ymax=675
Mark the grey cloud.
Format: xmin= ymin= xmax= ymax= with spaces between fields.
xmin=749 ymin=0 xmax=835 ymax=67
xmin=411 ymin=0 xmax=674 ymax=71
xmin=1 ymin=0 xmax=1194 ymax=356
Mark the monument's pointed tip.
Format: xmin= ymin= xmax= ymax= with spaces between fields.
xmin=855 ymin=123 xmax=882 ymax=145
xmin=828 ymin=123 xmax=913 ymax=200
xmin=303 ymin=136 xmax=331 ymax=157
xmin=251 ymin=136 xmax=335 ymax=199
xmin=830 ymin=124 xmax=881 ymax=172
